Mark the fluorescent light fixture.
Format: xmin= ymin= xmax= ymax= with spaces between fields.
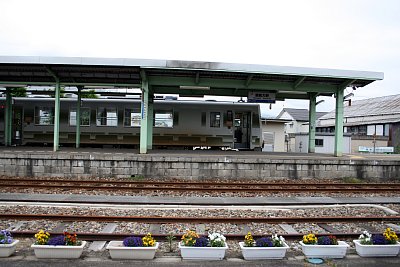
xmin=179 ymin=85 xmax=210 ymax=90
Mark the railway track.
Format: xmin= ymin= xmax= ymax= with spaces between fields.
xmin=7 ymin=231 xmax=372 ymax=241
xmin=1 ymin=178 xmax=400 ymax=193
xmin=2 ymin=213 xmax=400 ymax=224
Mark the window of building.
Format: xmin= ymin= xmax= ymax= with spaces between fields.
xmin=124 ymin=109 xmax=141 ymax=127
xmin=69 ymin=108 xmax=90 ymax=126
xmin=210 ymin=112 xmax=221 ymax=127
xmin=34 ymin=107 xmax=54 ymax=125
xmin=96 ymin=107 xmax=118 ymax=126
xmin=154 ymin=110 xmax=173 ymax=128
xmin=315 ymin=139 xmax=324 ymax=147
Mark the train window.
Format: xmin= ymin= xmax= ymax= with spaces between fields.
xmin=96 ymin=107 xmax=118 ymax=126
xmin=210 ymin=112 xmax=221 ymax=128
xmin=124 ymin=109 xmax=141 ymax=127
xmin=69 ymin=108 xmax=90 ymax=126
xmin=201 ymin=112 xmax=206 ymax=127
xmin=34 ymin=107 xmax=54 ymax=125
xmin=252 ymin=113 xmax=260 ymax=127
xmin=154 ymin=110 xmax=173 ymax=128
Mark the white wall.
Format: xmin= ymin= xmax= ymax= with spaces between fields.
xmin=294 ymin=134 xmax=351 ymax=154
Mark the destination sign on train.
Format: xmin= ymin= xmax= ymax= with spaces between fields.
xmin=247 ymin=91 xmax=276 ymax=103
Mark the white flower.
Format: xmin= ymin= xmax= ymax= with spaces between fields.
xmin=208 ymin=233 xmax=226 ymax=241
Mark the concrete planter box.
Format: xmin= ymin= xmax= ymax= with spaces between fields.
xmin=300 ymin=241 xmax=349 ymax=259
xmin=239 ymin=241 xmax=289 ymax=260
xmin=106 ymin=241 xmax=158 ymax=260
xmin=353 ymin=240 xmax=400 ymax=257
xmin=179 ymin=243 xmax=228 ymax=260
xmin=0 ymin=240 xmax=19 ymax=257
xmin=31 ymin=241 xmax=86 ymax=259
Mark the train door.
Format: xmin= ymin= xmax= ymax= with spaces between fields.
xmin=12 ymin=106 xmax=23 ymax=145
xmin=234 ymin=112 xmax=251 ymax=149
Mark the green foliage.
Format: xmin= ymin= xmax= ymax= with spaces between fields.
xmin=11 ymin=87 xmax=27 ymax=97
xmin=166 ymin=233 xmax=176 ymax=252
xmin=81 ymin=90 xmax=98 ymax=98
xmin=129 ymin=174 xmax=144 ymax=180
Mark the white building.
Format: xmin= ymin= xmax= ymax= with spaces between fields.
xmin=276 ymin=108 xmax=327 ymax=152
xmin=317 ymin=94 xmax=400 ymax=154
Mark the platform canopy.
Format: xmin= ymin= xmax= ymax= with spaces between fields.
xmin=0 ymin=56 xmax=384 ymax=156
xmin=0 ymin=56 xmax=383 ymax=99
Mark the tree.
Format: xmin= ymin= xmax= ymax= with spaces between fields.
xmin=11 ymin=87 xmax=27 ymax=97
xmin=81 ymin=89 xmax=98 ymax=98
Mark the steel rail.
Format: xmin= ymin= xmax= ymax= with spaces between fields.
xmin=1 ymin=178 xmax=399 ymax=187
xmin=0 ymin=183 xmax=398 ymax=193
xmin=2 ymin=214 xmax=400 ymax=223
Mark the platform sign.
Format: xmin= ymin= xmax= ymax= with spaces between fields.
xmin=247 ymin=91 xmax=276 ymax=103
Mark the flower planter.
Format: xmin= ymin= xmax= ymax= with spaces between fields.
xmin=300 ymin=241 xmax=349 ymax=259
xmin=179 ymin=243 xmax=228 ymax=260
xmin=31 ymin=241 xmax=86 ymax=259
xmin=106 ymin=241 xmax=159 ymax=259
xmin=0 ymin=240 xmax=19 ymax=257
xmin=353 ymin=240 xmax=400 ymax=257
xmin=239 ymin=241 xmax=289 ymax=260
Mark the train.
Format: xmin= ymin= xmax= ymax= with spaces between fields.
xmin=0 ymin=97 xmax=262 ymax=150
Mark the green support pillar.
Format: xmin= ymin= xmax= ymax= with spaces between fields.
xmin=147 ymin=98 xmax=153 ymax=150
xmin=4 ymin=88 xmax=12 ymax=146
xmin=140 ymin=80 xmax=149 ymax=154
xmin=53 ymin=82 xmax=61 ymax=152
xmin=75 ymin=87 xmax=81 ymax=148
xmin=334 ymin=89 xmax=344 ymax=157
xmin=308 ymin=93 xmax=317 ymax=153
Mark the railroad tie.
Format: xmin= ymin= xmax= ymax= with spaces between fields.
xmin=278 ymin=224 xmax=299 ymax=234
xmin=317 ymin=223 xmax=338 ymax=233
xmin=149 ymin=224 xmax=161 ymax=235
xmin=52 ymin=222 xmax=68 ymax=233
xmin=8 ymin=221 xmax=26 ymax=231
xmin=88 ymin=223 xmax=117 ymax=251
xmin=386 ymin=223 xmax=400 ymax=232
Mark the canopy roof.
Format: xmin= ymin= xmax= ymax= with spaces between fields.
xmin=0 ymin=56 xmax=383 ymax=100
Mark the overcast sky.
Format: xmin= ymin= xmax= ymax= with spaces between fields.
xmin=1 ymin=0 xmax=399 ymax=117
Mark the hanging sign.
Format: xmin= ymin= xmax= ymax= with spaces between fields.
xmin=247 ymin=91 xmax=276 ymax=103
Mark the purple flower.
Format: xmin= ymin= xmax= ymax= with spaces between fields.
xmin=47 ymin=235 xmax=65 ymax=246
xmin=123 ymin=236 xmax=143 ymax=247
xmin=256 ymin=237 xmax=274 ymax=247
xmin=316 ymin=235 xmax=338 ymax=245
xmin=0 ymin=230 xmax=14 ymax=244
xmin=194 ymin=237 xmax=209 ymax=247
xmin=372 ymin=234 xmax=388 ymax=245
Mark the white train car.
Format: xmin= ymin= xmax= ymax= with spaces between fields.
xmin=1 ymin=97 xmax=262 ymax=150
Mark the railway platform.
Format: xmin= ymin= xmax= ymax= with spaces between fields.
xmin=0 ymin=251 xmax=399 ymax=267
xmin=1 ymin=192 xmax=400 ymax=206
xmin=0 ymin=146 xmax=400 ymax=180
